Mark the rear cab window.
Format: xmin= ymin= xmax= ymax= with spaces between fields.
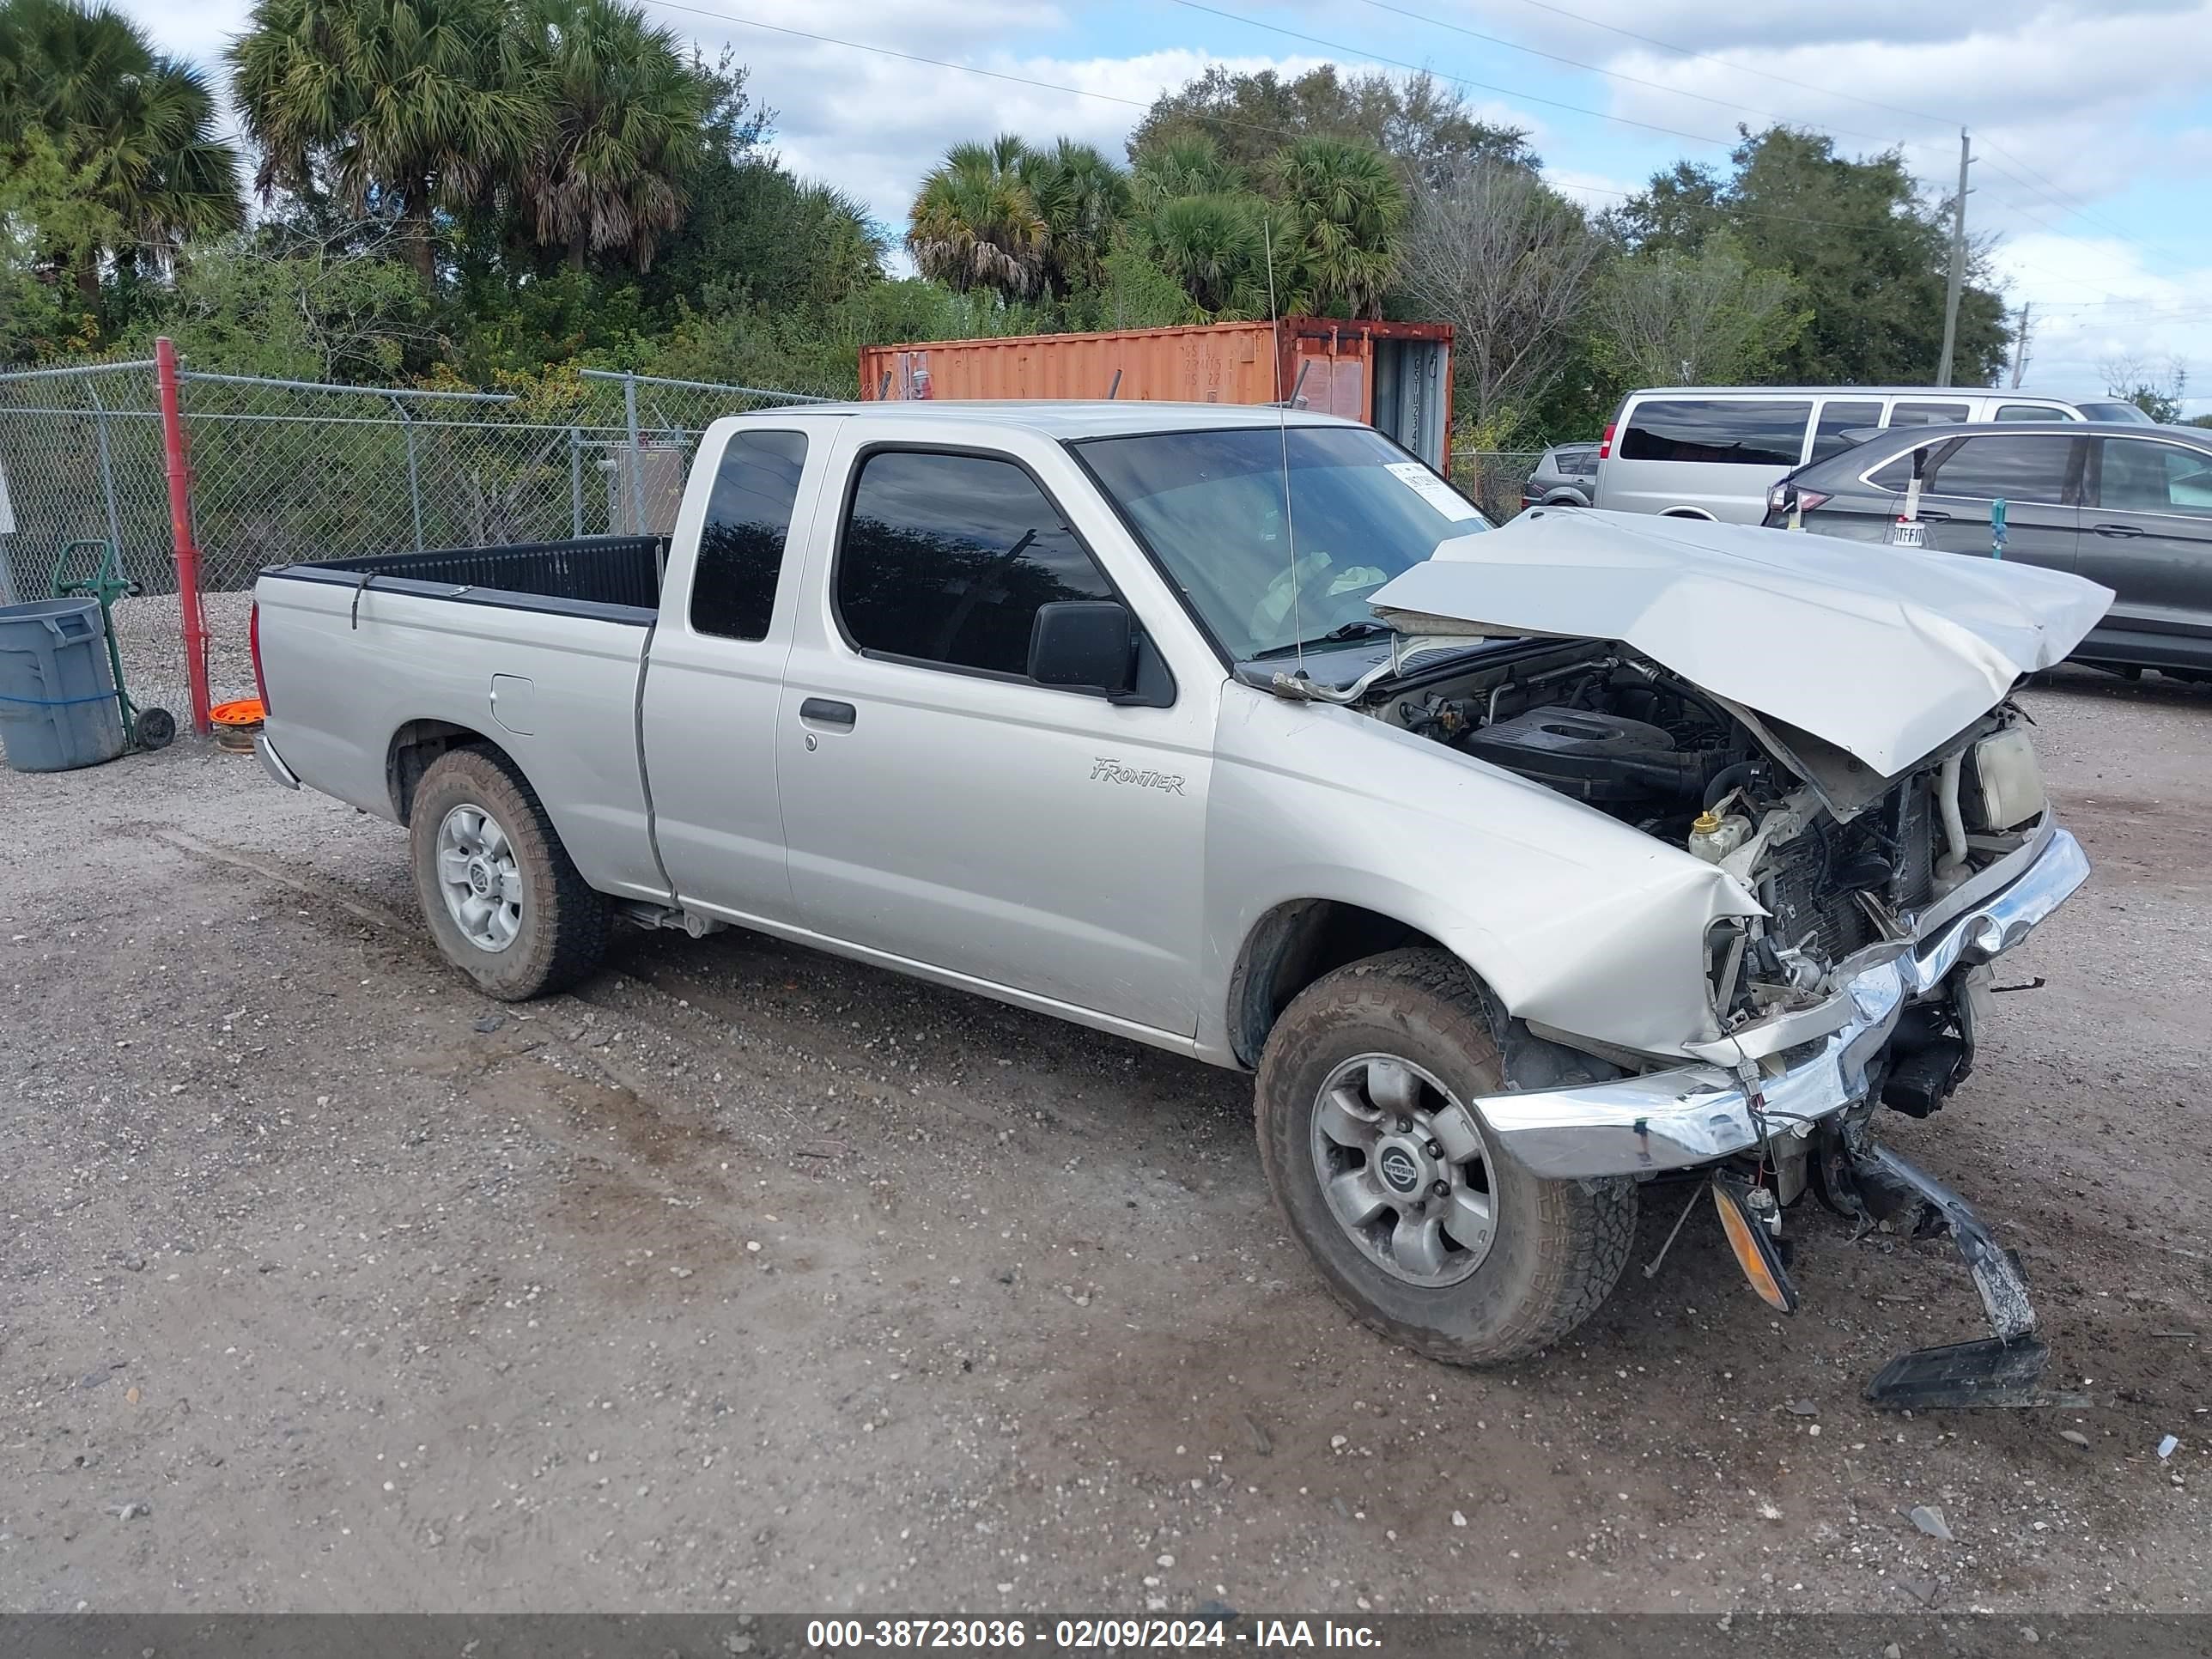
xmin=1618 ymin=398 xmax=1814 ymax=466
xmin=690 ymin=428 xmax=811 ymax=641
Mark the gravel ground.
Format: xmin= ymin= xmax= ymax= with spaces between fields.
xmin=105 ymin=591 xmax=259 ymax=720
xmin=1 ymin=667 xmax=2206 ymax=1615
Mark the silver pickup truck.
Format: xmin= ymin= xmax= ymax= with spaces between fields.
xmin=252 ymin=401 xmax=2112 ymax=1401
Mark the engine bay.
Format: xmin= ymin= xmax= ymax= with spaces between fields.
xmin=1366 ymin=641 xmax=2045 ymax=1050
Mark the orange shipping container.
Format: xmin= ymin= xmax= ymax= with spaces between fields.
xmin=859 ymin=316 xmax=1455 ymax=473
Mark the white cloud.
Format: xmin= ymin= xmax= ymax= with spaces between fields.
xmin=1988 ymin=234 xmax=2212 ymax=401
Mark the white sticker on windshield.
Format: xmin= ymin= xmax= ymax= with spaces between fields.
xmin=1385 ymin=461 xmax=1481 ymax=521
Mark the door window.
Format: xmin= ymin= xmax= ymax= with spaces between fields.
xmin=1809 ymin=399 xmax=1884 ymax=464
xmin=1617 ymin=399 xmax=1814 ymax=466
xmin=690 ymin=428 xmax=809 ymax=640
xmin=1995 ymin=403 xmax=2064 ymax=422
xmin=1927 ymin=435 xmax=2076 ymax=505
xmin=1887 ymin=401 xmax=1972 ymax=427
xmin=2096 ymin=440 xmax=2212 ymax=518
xmin=836 ymin=450 xmax=1117 ymax=677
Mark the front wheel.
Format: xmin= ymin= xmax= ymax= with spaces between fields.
xmin=1255 ymin=949 xmax=1636 ymax=1365
xmin=409 ymin=745 xmax=608 ymax=1000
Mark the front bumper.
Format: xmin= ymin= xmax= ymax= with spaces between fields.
xmin=1468 ymin=823 xmax=2090 ymax=1180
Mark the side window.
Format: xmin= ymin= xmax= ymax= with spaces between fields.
xmin=1617 ymin=398 xmax=1814 ymax=466
xmin=2097 ymin=440 xmax=2212 ymax=518
xmin=1995 ymin=403 xmax=2063 ymax=422
xmin=690 ymin=428 xmax=809 ymax=640
xmin=1887 ymin=400 xmax=1972 ymax=427
xmin=1926 ymin=436 xmax=2075 ymax=504
xmin=1809 ymin=399 xmax=1884 ymax=464
xmin=836 ymin=450 xmax=1116 ymax=678
xmin=1869 ymin=443 xmax=1945 ymax=492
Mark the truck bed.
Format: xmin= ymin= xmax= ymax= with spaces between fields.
xmin=282 ymin=535 xmax=665 ymax=620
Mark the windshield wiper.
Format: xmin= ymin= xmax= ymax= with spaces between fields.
xmin=1251 ymin=619 xmax=1394 ymax=659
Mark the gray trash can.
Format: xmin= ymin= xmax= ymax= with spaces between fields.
xmin=0 ymin=597 xmax=127 ymax=772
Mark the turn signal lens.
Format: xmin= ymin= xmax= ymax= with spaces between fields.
xmin=1713 ymin=1178 xmax=1799 ymax=1314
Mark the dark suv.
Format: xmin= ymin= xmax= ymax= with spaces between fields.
xmin=1763 ymin=420 xmax=2212 ymax=679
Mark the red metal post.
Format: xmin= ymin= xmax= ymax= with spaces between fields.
xmin=154 ymin=337 xmax=212 ymax=735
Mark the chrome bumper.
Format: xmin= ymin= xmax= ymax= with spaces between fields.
xmin=257 ymin=732 xmax=301 ymax=790
xmin=1469 ymin=825 xmax=2090 ymax=1181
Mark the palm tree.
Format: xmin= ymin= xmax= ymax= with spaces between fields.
xmin=230 ymin=0 xmax=547 ymax=290
xmin=1018 ymin=138 xmax=1127 ymax=297
xmin=518 ymin=0 xmax=707 ymax=271
xmin=906 ymin=134 xmax=1048 ymax=303
xmin=0 ymin=0 xmax=241 ymax=306
xmin=1130 ymin=133 xmax=1242 ymax=210
xmin=1268 ymin=137 xmax=1406 ymax=319
xmin=1137 ymin=193 xmax=1266 ymax=317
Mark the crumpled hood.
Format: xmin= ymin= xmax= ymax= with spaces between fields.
xmin=1367 ymin=508 xmax=2113 ymax=780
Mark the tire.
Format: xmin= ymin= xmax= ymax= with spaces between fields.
xmin=409 ymin=744 xmax=609 ymax=1000
xmin=1255 ymin=948 xmax=1636 ymax=1365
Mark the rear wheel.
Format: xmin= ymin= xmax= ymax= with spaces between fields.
xmin=1255 ymin=949 xmax=1636 ymax=1364
xmin=409 ymin=745 xmax=608 ymax=1000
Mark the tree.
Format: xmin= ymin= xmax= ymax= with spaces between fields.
xmin=1591 ymin=236 xmax=1806 ymax=387
xmin=907 ymin=134 xmax=1049 ymax=302
xmin=129 ymin=221 xmax=433 ymax=380
xmin=1018 ymin=139 xmax=1128 ymax=297
xmin=230 ymin=0 xmax=546 ymax=290
xmin=518 ymin=0 xmax=708 ymax=271
xmin=1131 ymin=64 xmax=1534 ymax=185
xmin=1399 ymin=157 xmax=1606 ymax=441
xmin=1136 ymin=193 xmax=1268 ymax=316
xmin=2100 ymin=354 xmax=2188 ymax=423
xmin=1267 ymin=137 xmax=1406 ymax=319
xmin=1613 ymin=126 xmax=2010 ymax=386
xmin=0 ymin=0 xmax=240 ymax=309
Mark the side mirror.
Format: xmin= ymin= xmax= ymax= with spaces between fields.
xmin=1029 ymin=599 xmax=1136 ymax=697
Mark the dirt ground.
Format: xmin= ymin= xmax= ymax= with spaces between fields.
xmin=2 ymin=668 xmax=2206 ymax=1616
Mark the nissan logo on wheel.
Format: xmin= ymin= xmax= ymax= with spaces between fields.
xmin=1377 ymin=1147 xmax=1420 ymax=1193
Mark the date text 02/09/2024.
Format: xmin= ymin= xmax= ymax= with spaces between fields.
xmin=803 ymin=1618 xmax=1383 ymax=1650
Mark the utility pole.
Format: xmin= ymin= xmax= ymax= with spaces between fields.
xmin=2008 ymin=301 xmax=2034 ymax=388
xmin=1937 ymin=126 xmax=1972 ymax=387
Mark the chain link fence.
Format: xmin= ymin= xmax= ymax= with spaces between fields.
xmin=0 ymin=356 xmax=826 ymax=726
xmin=0 ymin=355 xmax=1559 ymax=737
xmin=1451 ymin=449 xmax=1546 ymax=521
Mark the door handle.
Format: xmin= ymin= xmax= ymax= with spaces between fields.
xmin=799 ymin=696 xmax=857 ymax=730
xmin=2090 ymin=522 xmax=2146 ymax=538
xmin=1915 ymin=508 xmax=1951 ymax=523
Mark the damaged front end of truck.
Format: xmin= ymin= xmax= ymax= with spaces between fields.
xmin=1319 ymin=508 xmax=2112 ymax=1406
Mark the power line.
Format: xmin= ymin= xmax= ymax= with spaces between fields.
xmin=1459 ymin=0 xmax=2200 ymax=281
xmin=635 ymin=0 xmax=2191 ymax=310
xmin=1343 ymin=0 xmax=1911 ymax=151
xmin=1165 ymin=0 xmax=1735 ymax=149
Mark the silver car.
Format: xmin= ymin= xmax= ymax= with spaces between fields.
xmin=251 ymin=403 xmax=2105 ymax=1397
xmin=1520 ymin=441 xmax=1599 ymax=510
xmin=1593 ymin=385 xmax=2151 ymax=524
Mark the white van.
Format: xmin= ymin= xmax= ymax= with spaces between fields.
xmin=1590 ymin=386 xmax=2153 ymax=522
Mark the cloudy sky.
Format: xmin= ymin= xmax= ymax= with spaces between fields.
xmin=121 ymin=0 xmax=2212 ymax=409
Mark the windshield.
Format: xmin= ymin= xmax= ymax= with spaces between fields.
xmin=1075 ymin=425 xmax=1490 ymax=660
xmin=2078 ymin=401 xmax=2157 ymax=424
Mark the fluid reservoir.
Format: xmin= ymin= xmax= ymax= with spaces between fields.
xmin=1688 ymin=810 xmax=1752 ymax=864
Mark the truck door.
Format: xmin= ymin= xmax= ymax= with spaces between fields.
xmin=640 ymin=424 xmax=821 ymax=924
xmin=775 ymin=439 xmax=1212 ymax=1039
